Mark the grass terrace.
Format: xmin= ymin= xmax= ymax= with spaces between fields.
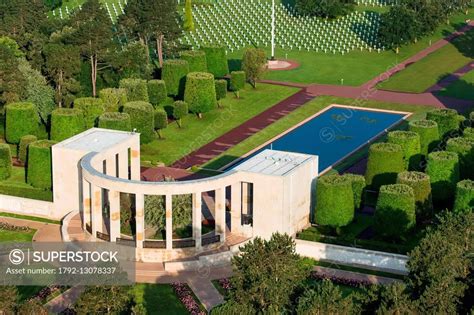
xmin=0 ymin=166 xmax=53 ymax=202
xmin=130 ymin=284 xmax=189 ymax=315
xmin=437 ymin=70 xmax=474 ymax=101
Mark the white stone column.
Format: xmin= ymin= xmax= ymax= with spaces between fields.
xmin=192 ymin=192 xmax=202 ymax=249
xmin=109 ymin=190 xmax=120 ymax=242
xmin=91 ymin=185 xmax=103 ymax=238
xmin=241 ymin=182 xmax=249 ymax=216
xmin=135 ymin=194 xmax=145 ymax=248
xmin=130 ymin=148 xmax=141 ymax=180
xmin=230 ymin=183 xmax=241 ymax=234
xmin=118 ymin=149 xmax=129 ymax=179
xmin=215 ymin=188 xmax=226 ymax=242
xmin=106 ymin=156 xmax=116 ymax=177
xmin=82 ymin=178 xmax=91 ymax=231
xmin=165 ymin=195 xmax=173 ymax=250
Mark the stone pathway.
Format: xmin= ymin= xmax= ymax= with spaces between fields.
xmin=0 ymin=216 xmax=62 ymax=242
xmin=313 ymin=266 xmax=401 ymax=285
xmin=187 ymin=277 xmax=224 ymax=311
xmin=45 ymin=286 xmax=85 ymax=314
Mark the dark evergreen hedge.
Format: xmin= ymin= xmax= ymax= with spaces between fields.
xmin=5 ymin=102 xmax=38 ymax=144
xmin=50 ymin=108 xmax=85 ymax=142
xmin=179 ymin=50 xmax=207 ymax=73
xmin=119 ymin=78 xmax=149 ymax=102
xmin=426 ymin=108 xmax=459 ymax=138
xmin=0 ymin=144 xmax=12 ymax=180
xmin=162 ymin=59 xmax=189 ymax=97
xmin=27 ymin=140 xmax=56 ymax=190
xmin=446 ymin=137 xmax=474 ymax=179
xmin=365 ymin=143 xmax=405 ymax=190
xmin=397 ymin=171 xmax=432 ymax=219
xmin=74 ymin=97 xmax=105 ymax=129
xmin=184 ymin=72 xmax=217 ymax=116
xmin=453 ymin=179 xmax=474 ymax=213
xmin=98 ymin=112 xmax=131 ymax=132
xmin=315 ymin=175 xmax=354 ymax=228
xmin=375 ymin=184 xmax=416 ymax=238
xmin=342 ymin=173 xmax=365 ymax=210
xmin=408 ymin=119 xmax=440 ymax=157
xmin=18 ymin=135 xmax=37 ymax=163
xmin=98 ymin=88 xmax=128 ymax=112
xmin=388 ymin=130 xmax=421 ymax=170
xmin=147 ymin=80 xmax=167 ymax=107
xmin=202 ymin=45 xmax=229 ymax=77
xmin=426 ymin=151 xmax=460 ymax=204
xmin=123 ymin=101 xmax=155 ymax=144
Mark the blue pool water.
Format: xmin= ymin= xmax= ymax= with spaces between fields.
xmin=234 ymin=106 xmax=406 ymax=173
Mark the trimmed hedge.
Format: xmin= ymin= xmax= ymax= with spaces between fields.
xmin=215 ymin=79 xmax=227 ymax=105
xmin=446 ymin=137 xmax=474 ymax=179
xmin=387 ymin=131 xmax=421 ymax=170
xmin=230 ymin=71 xmax=246 ymax=97
xmin=162 ymin=59 xmax=189 ymax=97
xmin=0 ymin=144 xmax=12 ymax=180
xmin=202 ymin=45 xmax=229 ymax=77
xmin=74 ymin=97 xmax=105 ymax=129
xmin=147 ymin=80 xmax=167 ymax=107
xmin=184 ymin=72 xmax=217 ymax=116
xmin=0 ymin=182 xmax=53 ymax=201
xmin=426 ymin=108 xmax=459 ymax=138
xmin=5 ymin=102 xmax=38 ymax=144
xmin=375 ymin=184 xmax=416 ymax=238
xmin=365 ymin=143 xmax=405 ymax=190
xmin=179 ymin=50 xmax=207 ymax=72
xmin=342 ymin=173 xmax=365 ymax=210
xmin=98 ymin=112 xmax=131 ymax=132
xmin=463 ymin=127 xmax=474 ymax=140
xmin=408 ymin=119 xmax=440 ymax=157
xmin=315 ymin=175 xmax=354 ymax=228
xmin=18 ymin=135 xmax=37 ymax=163
xmin=98 ymin=88 xmax=128 ymax=112
xmin=453 ymin=180 xmax=474 ymax=213
xmin=123 ymin=101 xmax=155 ymax=144
xmin=27 ymin=140 xmax=56 ymax=190
xmin=154 ymin=108 xmax=168 ymax=138
xmin=119 ymin=78 xmax=149 ymax=102
xmin=173 ymin=101 xmax=188 ymax=128
xmin=396 ymin=171 xmax=432 ymax=218
xmin=50 ymin=108 xmax=85 ymax=142
xmin=426 ymin=151 xmax=460 ymax=204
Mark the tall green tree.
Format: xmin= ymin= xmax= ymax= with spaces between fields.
xmin=0 ymin=286 xmax=18 ymax=314
xmin=183 ymin=0 xmax=195 ymax=32
xmin=376 ymin=283 xmax=418 ymax=314
xmin=242 ymin=48 xmax=267 ymax=89
xmin=378 ymin=6 xmax=419 ymax=53
xmin=296 ymin=280 xmax=355 ymax=315
xmin=74 ymin=286 xmax=131 ymax=314
xmin=0 ymin=45 xmax=26 ymax=105
xmin=295 ymin=0 xmax=356 ymax=18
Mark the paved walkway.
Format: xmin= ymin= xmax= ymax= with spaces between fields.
xmin=187 ymin=277 xmax=224 ymax=311
xmin=313 ymin=266 xmax=401 ymax=285
xmin=45 ymin=286 xmax=85 ymax=314
xmin=0 ymin=216 xmax=62 ymax=242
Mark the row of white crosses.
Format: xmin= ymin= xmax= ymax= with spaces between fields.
xmin=183 ymin=0 xmax=387 ymax=54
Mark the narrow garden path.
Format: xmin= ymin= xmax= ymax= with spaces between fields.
xmin=313 ymin=266 xmax=402 ymax=285
xmin=0 ymin=216 xmax=61 ymax=242
xmin=187 ymin=277 xmax=224 ymax=311
xmin=45 ymin=286 xmax=85 ymax=314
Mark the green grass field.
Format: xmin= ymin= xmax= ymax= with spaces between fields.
xmin=437 ymin=70 xmax=474 ymax=100
xmin=0 ymin=167 xmax=53 ymax=201
xmin=0 ymin=228 xmax=36 ymax=242
xmin=130 ymin=284 xmax=188 ymax=315
xmin=140 ymin=83 xmax=299 ymax=165
xmin=377 ymin=28 xmax=474 ymax=93
xmin=0 ymin=212 xmax=60 ymax=225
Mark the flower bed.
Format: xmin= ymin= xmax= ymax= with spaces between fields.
xmin=0 ymin=222 xmax=32 ymax=232
xmin=172 ymin=282 xmax=206 ymax=315
xmin=29 ymin=285 xmax=68 ymax=303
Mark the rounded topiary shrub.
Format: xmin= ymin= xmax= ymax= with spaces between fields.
xmin=408 ymin=119 xmax=440 ymax=157
xmin=426 ymin=151 xmax=459 ymax=204
xmin=464 ymin=127 xmax=474 ymax=140
xmin=162 ymin=59 xmax=189 ymax=97
xmin=215 ymin=79 xmax=227 ymax=106
xmin=0 ymin=144 xmax=12 ymax=180
xmin=98 ymin=88 xmax=128 ymax=112
xmin=5 ymin=102 xmax=38 ymax=144
xmin=122 ymin=101 xmax=155 ymax=144
xmin=27 ymin=140 xmax=56 ymax=190
xmin=74 ymin=97 xmax=105 ymax=129
xmin=50 ymin=108 xmax=85 ymax=142
xmin=342 ymin=173 xmax=365 ymax=210
xmin=147 ymin=80 xmax=167 ymax=107
xmin=388 ymin=131 xmax=422 ymax=170
xmin=98 ymin=112 xmax=131 ymax=132
xmin=230 ymin=71 xmax=246 ymax=98
xmin=375 ymin=184 xmax=416 ymax=238
xmin=154 ymin=108 xmax=168 ymax=138
xmin=173 ymin=101 xmax=188 ymax=128
xmin=365 ymin=143 xmax=405 ymax=190
xmin=446 ymin=137 xmax=474 ymax=179
xmin=426 ymin=109 xmax=459 ymax=138
xmin=396 ymin=171 xmax=432 ymax=219
xmin=315 ymin=175 xmax=354 ymax=228
xmin=184 ymin=72 xmax=217 ymax=117
xmin=202 ymin=45 xmax=229 ymax=77
xmin=179 ymin=50 xmax=207 ymax=73
xmin=18 ymin=135 xmax=38 ymax=163
xmin=453 ymin=180 xmax=474 ymax=213
xmin=119 ymin=78 xmax=149 ymax=102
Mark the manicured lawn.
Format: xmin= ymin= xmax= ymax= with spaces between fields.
xmin=130 ymin=284 xmax=188 ymax=315
xmin=0 ymin=212 xmax=60 ymax=225
xmin=437 ymin=70 xmax=474 ymax=101
xmin=0 ymin=166 xmax=53 ymax=201
xmin=377 ymin=28 xmax=474 ymax=93
xmin=202 ymin=95 xmax=444 ymax=171
xmin=0 ymin=228 xmax=36 ymax=242
xmin=140 ymin=83 xmax=299 ymax=165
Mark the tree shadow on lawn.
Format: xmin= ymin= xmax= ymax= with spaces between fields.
xmin=442 ymin=23 xmax=474 ymax=59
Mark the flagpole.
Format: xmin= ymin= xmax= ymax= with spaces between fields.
xmin=271 ymin=0 xmax=275 ymax=60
